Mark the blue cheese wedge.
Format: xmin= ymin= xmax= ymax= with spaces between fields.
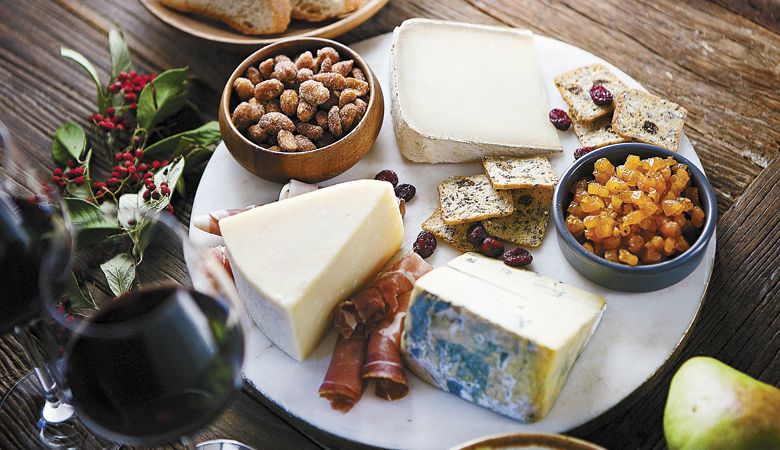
xmin=401 ymin=253 xmax=606 ymax=422
xmin=390 ymin=19 xmax=563 ymax=163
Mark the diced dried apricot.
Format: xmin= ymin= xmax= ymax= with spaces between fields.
xmin=618 ymin=249 xmax=639 ymax=266
xmin=691 ymin=206 xmax=705 ymax=228
xmin=604 ymin=249 xmax=620 ymax=263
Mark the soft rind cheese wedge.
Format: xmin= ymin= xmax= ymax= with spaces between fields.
xmin=390 ymin=19 xmax=563 ymax=163
xmin=401 ymin=252 xmax=605 ymax=422
xmin=220 ymin=180 xmax=404 ymax=361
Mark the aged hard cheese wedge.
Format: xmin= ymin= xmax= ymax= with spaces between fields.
xmin=390 ymin=19 xmax=563 ymax=163
xmin=220 ymin=180 xmax=404 ymax=361
xmin=401 ymin=253 xmax=606 ymax=422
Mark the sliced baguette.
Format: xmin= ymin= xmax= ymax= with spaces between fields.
xmin=291 ymin=0 xmax=361 ymax=22
xmin=160 ymin=0 xmax=292 ymax=35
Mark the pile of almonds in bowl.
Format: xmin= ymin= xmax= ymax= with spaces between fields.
xmin=230 ymin=46 xmax=371 ymax=152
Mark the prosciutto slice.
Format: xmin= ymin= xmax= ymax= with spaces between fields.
xmin=321 ymin=252 xmax=432 ymax=410
xmin=318 ymin=328 xmax=367 ymax=412
xmin=207 ymin=245 xmax=232 ymax=278
xmin=336 ymin=252 xmax=432 ymax=338
xmin=193 ymin=206 xmax=256 ymax=236
xmin=362 ymin=291 xmax=412 ymax=400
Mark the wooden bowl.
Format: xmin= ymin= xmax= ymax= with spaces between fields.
xmin=218 ymin=37 xmax=384 ymax=183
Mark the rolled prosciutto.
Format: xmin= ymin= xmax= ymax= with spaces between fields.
xmin=193 ymin=206 xmax=256 ymax=236
xmin=362 ymin=291 xmax=412 ymax=400
xmin=318 ymin=328 xmax=367 ymax=412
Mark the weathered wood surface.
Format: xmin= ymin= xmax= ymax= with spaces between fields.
xmin=0 ymin=0 xmax=778 ymax=448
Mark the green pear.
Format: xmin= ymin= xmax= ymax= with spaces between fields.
xmin=664 ymin=356 xmax=780 ymax=450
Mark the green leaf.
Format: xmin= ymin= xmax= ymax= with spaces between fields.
xmin=108 ymin=29 xmax=132 ymax=80
xmin=61 ymin=48 xmax=106 ymax=113
xmin=65 ymin=272 xmax=96 ymax=310
xmin=51 ymin=122 xmax=87 ymax=165
xmin=183 ymin=146 xmax=215 ymax=171
xmin=64 ymin=198 xmax=119 ymax=231
xmin=136 ymin=67 xmax=189 ymax=130
xmin=100 ymin=253 xmax=136 ymax=297
xmin=133 ymin=218 xmax=158 ymax=259
xmin=144 ymin=121 xmax=220 ymax=158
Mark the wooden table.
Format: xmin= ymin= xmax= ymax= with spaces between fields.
xmin=1 ymin=0 xmax=778 ymax=448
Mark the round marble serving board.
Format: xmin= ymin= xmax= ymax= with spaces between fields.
xmin=187 ymin=31 xmax=716 ymax=450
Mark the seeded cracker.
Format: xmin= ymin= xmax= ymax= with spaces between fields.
xmin=611 ymin=89 xmax=687 ymax=151
xmin=483 ymin=156 xmax=558 ymax=191
xmin=438 ymin=175 xmax=514 ymax=225
xmin=422 ymin=208 xmax=479 ymax=252
xmin=483 ymin=187 xmax=552 ymax=247
xmin=554 ymin=64 xmax=628 ymax=124
xmin=572 ymin=113 xmax=628 ymax=149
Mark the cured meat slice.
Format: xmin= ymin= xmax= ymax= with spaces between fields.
xmin=362 ymin=291 xmax=412 ymax=400
xmin=318 ymin=328 xmax=367 ymax=412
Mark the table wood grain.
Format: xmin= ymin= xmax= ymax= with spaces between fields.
xmin=1 ymin=0 xmax=778 ymax=448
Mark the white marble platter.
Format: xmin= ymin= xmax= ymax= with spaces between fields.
xmin=186 ymin=31 xmax=716 ymax=450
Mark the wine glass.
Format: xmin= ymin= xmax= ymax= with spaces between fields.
xmin=50 ymin=211 xmax=253 ymax=449
xmin=0 ymin=121 xmax=108 ymax=448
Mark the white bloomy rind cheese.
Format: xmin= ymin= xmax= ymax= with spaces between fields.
xmin=390 ymin=19 xmax=563 ymax=163
xmin=401 ymin=253 xmax=605 ymax=422
xmin=220 ymin=180 xmax=404 ymax=361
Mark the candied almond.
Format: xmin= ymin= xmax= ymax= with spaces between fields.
xmin=295 ymin=135 xmax=317 ymax=151
xmin=262 ymin=100 xmax=282 ymax=114
xmin=340 ymin=103 xmax=359 ymax=130
xmin=295 ymin=51 xmax=315 ymax=70
xmin=319 ymin=57 xmax=333 ymax=74
xmin=317 ymin=47 xmax=340 ymax=64
xmin=274 ymin=54 xmax=291 ymax=63
xmin=339 ymin=89 xmax=359 ymax=108
xmin=354 ymin=98 xmax=367 ymax=118
xmin=297 ymin=68 xmax=314 ymax=84
xmin=231 ymin=102 xmax=260 ymax=130
xmin=315 ymin=111 xmax=329 ymax=130
xmin=296 ymin=100 xmax=316 ymax=122
xmin=296 ymin=122 xmax=324 ymax=141
xmin=254 ymin=79 xmax=284 ymax=101
xmin=272 ymin=60 xmax=297 ymax=83
xmin=246 ymin=124 xmax=267 ymax=144
xmin=280 ymin=89 xmax=299 ymax=115
xmin=328 ymin=106 xmax=343 ymax=137
xmin=233 ymin=77 xmax=254 ymax=100
xmin=313 ymin=72 xmax=346 ymax=90
xmin=245 ymin=66 xmax=262 ymax=84
xmin=332 ymin=60 xmax=353 ymax=77
xmin=351 ymin=67 xmax=366 ymax=82
xmin=268 ymin=145 xmax=282 ymax=152
xmin=277 ymin=130 xmax=298 ymax=152
xmin=345 ymin=77 xmax=369 ymax=96
xmin=258 ymin=112 xmax=295 ymax=134
xmin=258 ymin=58 xmax=275 ymax=78
xmin=299 ymin=80 xmax=330 ymax=105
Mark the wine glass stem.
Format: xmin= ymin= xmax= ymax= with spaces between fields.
xmin=13 ymin=322 xmax=62 ymax=406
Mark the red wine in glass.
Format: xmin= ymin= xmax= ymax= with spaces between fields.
xmin=65 ymin=286 xmax=244 ymax=446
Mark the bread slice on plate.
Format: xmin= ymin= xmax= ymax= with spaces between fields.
xmin=554 ymin=64 xmax=628 ymax=124
xmin=483 ymin=187 xmax=553 ymax=248
xmin=438 ymin=175 xmax=514 ymax=225
xmin=291 ymin=0 xmax=361 ymax=22
xmin=611 ymin=89 xmax=687 ymax=151
xmin=482 ymin=156 xmax=558 ymax=191
xmin=159 ymin=0 xmax=292 ymax=35
xmin=422 ymin=208 xmax=480 ymax=253
xmin=572 ymin=113 xmax=628 ymax=149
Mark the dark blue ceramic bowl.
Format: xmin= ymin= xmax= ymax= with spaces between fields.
xmin=552 ymin=143 xmax=717 ymax=292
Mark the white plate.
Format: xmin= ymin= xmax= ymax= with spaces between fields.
xmin=187 ymin=31 xmax=715 ymax=450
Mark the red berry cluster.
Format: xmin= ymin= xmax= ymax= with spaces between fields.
xmin=88 ymin=107 xmax=130 ymax=132
xmin=142 ymin=177 xmax=171 ymax=202
xmin=51 ymin=164 xmax=85 ymax=187
xmin=108 ymin=71 xmax=155 ymax=110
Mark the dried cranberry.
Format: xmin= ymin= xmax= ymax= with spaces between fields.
xmin=574 ymin=147 xmax=594 ymax=160
xmin=548 ymin=109 xmax=572 ymax=131
xmin=480 ymin=236 xmax=504 ymax=258
xmin=374 ymin=169 xmax=399 ymax=187
xmin=395 ymin=183 xmax=416 ymax=202
xmin=413 ymin=231 xmax=437 ymax=258
xmin=466 ymin=223 xmax=487 ymax=246
xmin=589 ymin=84 xmax=613 ymax=106
xmin=503 ymin=247 xmax=533 ymax=267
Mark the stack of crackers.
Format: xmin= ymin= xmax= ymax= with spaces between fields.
xmin=423 ymin=156 xmax=558 ymax=251
xmin=554 ymin=64 xmax=687 ymax=151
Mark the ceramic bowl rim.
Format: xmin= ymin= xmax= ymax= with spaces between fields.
xmin=552 ymin=142 xmax=717 ymax=274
